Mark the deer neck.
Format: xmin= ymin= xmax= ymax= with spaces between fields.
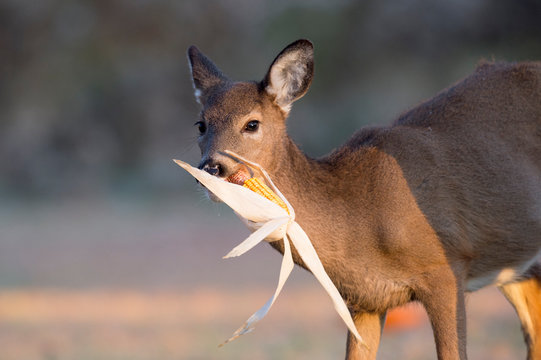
xmin=269 ymin=138 xmax=331 ymax=209
xmin=265 ymin=137 xmax=347 ymax=262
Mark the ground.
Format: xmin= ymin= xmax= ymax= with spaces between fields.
xmin=0 ymin=198 xmax=526 ymax=359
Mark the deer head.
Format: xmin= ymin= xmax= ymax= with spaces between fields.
xmin=187 ymin=40 xmax=314 ymax=198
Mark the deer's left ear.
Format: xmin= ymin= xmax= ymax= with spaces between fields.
xmin=262 ymin=39 xmax=314 ymax=113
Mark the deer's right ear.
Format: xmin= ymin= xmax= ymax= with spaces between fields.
xmin=262 ymin=39 xmax=314 ymax=113
xmin=187 ymin=46 xmax=228 ymax=104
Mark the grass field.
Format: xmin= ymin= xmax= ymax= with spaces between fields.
xmin=0 ymin=199 xmax=528 ymax=359
xmin=0 ymin=287 xmax=526 ymax=360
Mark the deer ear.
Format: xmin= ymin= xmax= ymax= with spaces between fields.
xmin=262 ymin=39 xmax=314 ymax=113
xmin=187 ymin=46 xmax=228 ymax=103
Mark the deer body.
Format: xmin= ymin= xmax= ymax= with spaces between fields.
xmin=187 ymin=40 xmax=541 ymax=359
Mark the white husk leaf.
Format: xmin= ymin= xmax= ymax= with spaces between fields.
xmin=173 ymin=157 xmax=363 ymax=345
xmin=174 ymin=159 xmax=286 ymax=222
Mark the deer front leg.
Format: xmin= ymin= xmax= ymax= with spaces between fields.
xmin=416 ymin=267 xmax=468 ymax=360
xmin=345 ymin=311 xmax=387 ymax=360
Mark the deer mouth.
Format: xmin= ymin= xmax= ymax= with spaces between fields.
xmin=202 ymin=165 xmax=251 ymax=202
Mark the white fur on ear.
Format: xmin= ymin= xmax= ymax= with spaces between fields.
xmin=193 ymin=88 xmax=203 ymax=104
xmin=264 ymin=40 xmax=314 ymax=113
xmin=266 ymin=52 xmax=307 ymax=112
xmin=188 ymin=60 xmax=204 ymax=104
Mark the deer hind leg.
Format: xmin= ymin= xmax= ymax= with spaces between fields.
xmin=345 ymin=311 xmax=387 ymax=360
xmin=498 ymin=263 xmax=541 ymax=360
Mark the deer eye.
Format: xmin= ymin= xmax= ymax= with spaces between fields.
xmin=194 ymin=121 xmax=206 ymax=134
xmin=243 ymin=120 xmax=260 ymax=132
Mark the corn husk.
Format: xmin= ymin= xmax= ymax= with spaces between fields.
xmin=173 ymin=154 xmax=363 ymax=345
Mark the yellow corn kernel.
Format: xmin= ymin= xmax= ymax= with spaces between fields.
xmin=243 ymin=177 xmax=289 ymax=214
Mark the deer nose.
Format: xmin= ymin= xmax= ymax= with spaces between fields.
xmin=199 ymin=161 xmax=223 ymax=177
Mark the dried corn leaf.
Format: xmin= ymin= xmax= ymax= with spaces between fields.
xmin=173 ymin=157 xmax=363 ymax=345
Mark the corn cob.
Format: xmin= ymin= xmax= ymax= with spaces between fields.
xmin=243 ymin=177 xmax=289 ymax=214
xmin=226 ymin=170 xmax=250 ymax=186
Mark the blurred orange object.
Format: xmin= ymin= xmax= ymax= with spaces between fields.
xmin=384 ymin=305 xmax=426 ymax=332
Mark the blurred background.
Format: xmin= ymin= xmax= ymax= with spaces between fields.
xmin=1 ymin=0 xmax=540 ymax=359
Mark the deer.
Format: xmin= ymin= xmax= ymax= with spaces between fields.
xmin=185 ymin=39 xmax=541 ymax=359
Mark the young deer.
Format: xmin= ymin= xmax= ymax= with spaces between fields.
xmin=186 ymin=39 xmax=541 ymax=359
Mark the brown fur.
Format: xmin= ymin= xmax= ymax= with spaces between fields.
xmin=187 ymin=40 xmax=541 ymax=359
